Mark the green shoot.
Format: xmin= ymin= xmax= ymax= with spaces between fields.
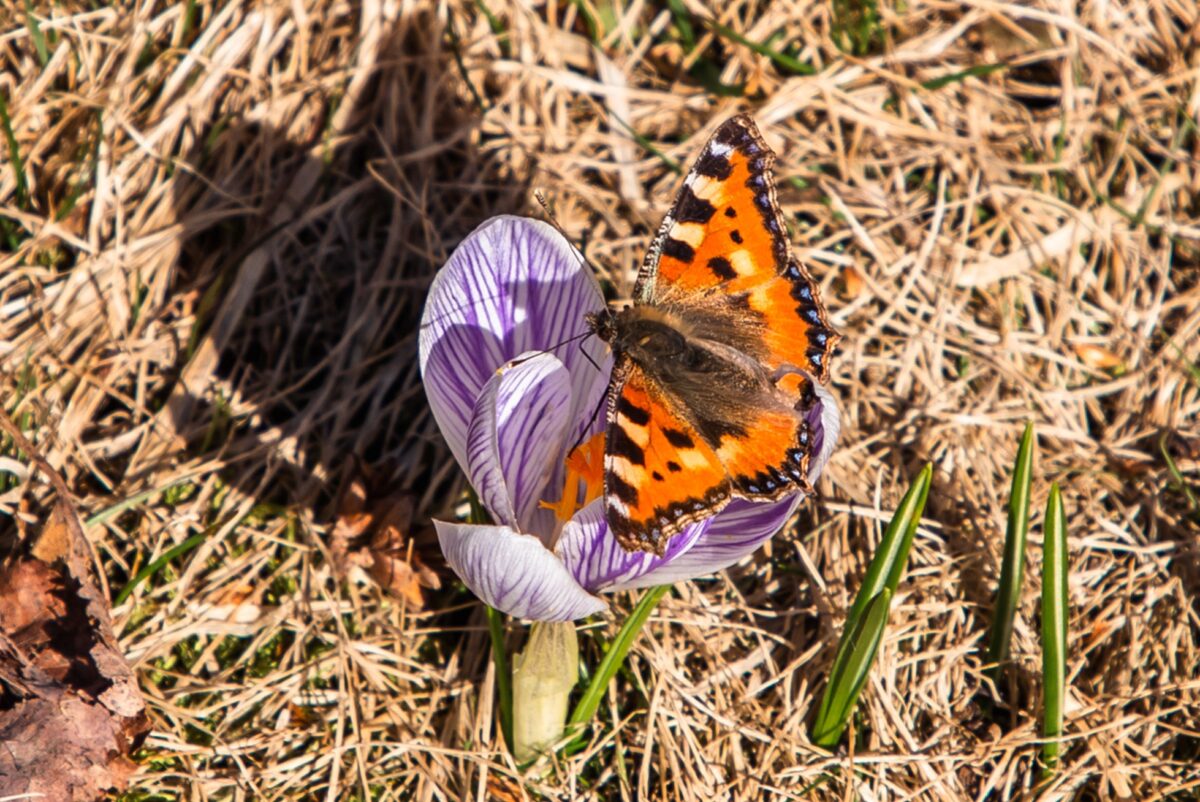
xmin=24 ymin=1 xmax=50 ymax=67
xmin=986 ymin=422 xmax=1035 ymax=691
xmin=704 ymin=18 xmax=815 ymax=76
xmin=0 ymin=92 xmax=30 ymax=214
xmin=1160 ymin=432 xmax=1200 ymax=519
xmin=487 ymin=605 xmax=515 ymax=751
xmin=811 ymin=464 xmax=933 ymax=747
xmin=115 ymin=531 xmax=209 ymax=606
xmin=1040 ymin=482 xmax=1068 ymax=775
xmin=831 ymin=0 xmax=882 ymax=56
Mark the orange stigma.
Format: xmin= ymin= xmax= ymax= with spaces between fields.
xmin=541 ymin=433 xmax=606 ymax=521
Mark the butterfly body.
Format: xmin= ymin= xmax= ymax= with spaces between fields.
xmin=590 ymin=116 xmax=840 ymax=555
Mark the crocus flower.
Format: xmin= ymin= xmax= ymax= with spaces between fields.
xmin=419 ymin=216 xmax=839 ymax=621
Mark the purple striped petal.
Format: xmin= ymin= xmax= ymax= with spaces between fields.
xmin=557 ymin=500 xmax=711 ymax=593
xmin=419 ymin=216 xmax=609 ymax=470
xmin=611 ymin=496 xmax=800 ymax=589
xmin=612 ymin=383 xmax=842 ymax=589
xmin=436 ymin=520 xmax=608 ymax=621
xmin=466 ymin=353 xmax=572 ymax=542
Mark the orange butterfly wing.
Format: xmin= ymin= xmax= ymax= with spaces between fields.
xmin=599 ymin=116 xmax=839 ymax=554
xmin=714 ymin=391 xmax=820 ymax=501
xmin=603 ymin=358 xmax=731 ymax=553
xmin=636 ymin=115 xmax=839 ymax=386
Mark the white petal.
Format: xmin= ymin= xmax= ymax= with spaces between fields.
xmin=436 ymin=520 xmax=608 ymax=621
xmin=807 ymin=379 xmax=841 ymax=483
xmin=613 ymin=497 xmax=801 ymax=589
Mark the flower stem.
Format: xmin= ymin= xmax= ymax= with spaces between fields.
xmin=486 ymin=606 xmax=514 ymax=752
xmin=567 ymin=585 xmax=670 ymax=733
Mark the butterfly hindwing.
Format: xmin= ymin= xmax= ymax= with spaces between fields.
xmin=748 ymin=264 xmax=839 ymax=388
xmin=715 ymin=398 xmax=816 ymax=501
xmin=603 ymin=357 xmax=732 ymax=554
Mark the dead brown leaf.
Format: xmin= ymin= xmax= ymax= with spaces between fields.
xmin=331 ymin=464 xmax=441 ymax=609
xmin=366 ymin=496 xmax=441 ymax=608
xmin=840 ymin=265 xmax=867 ymax=300
xmin=0 ymin=501 xmax=150 ymax=800
xmin=1074 ymin=342 xmax=1124 ymax=370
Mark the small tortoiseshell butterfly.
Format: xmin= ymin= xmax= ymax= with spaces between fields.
xmin=588 ymin=115 xmax=840 ymax=555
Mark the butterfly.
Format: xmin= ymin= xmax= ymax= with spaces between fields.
xmin=587 ymin=115 xmax=840 ymax=555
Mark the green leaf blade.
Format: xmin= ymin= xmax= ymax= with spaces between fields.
xmin=568 ymin=584 xmax=669 ymax=731
xmin=847 ymin=463 xmax=932 ymax=625
xmin=487 ymin=606 xmax=515 ymax=752
xmin=1040 ymin=482 xmax=1068 ymax=774
xmin=704 ymin=19 xmax=816 ymax=76
xmin=810 ymin=465 xmax=932 ymax=748
xmin=986 ymin=422 xmax=1035 ymax=688
xmin=811 ymin=587 xmax=892 ymax=747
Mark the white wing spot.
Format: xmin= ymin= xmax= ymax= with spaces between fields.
xmin=606 ymin=495 xmax=629 ymax=517
xmin=688 ymin=174 xmax=723 ymax=201
xmin=670 ymin=221 xmax=706 ymax=248
xmin=730 ymin=250 xmax=756 ymax=275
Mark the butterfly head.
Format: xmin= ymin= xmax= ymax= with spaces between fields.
xmin=584 ymin=308 xmax=616 ymax=345
xmin=587 ymin=305 xmax=696 ymax=365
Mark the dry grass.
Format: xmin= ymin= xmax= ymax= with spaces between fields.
xmin=1 ymin=0 xmax=1198 ymax=799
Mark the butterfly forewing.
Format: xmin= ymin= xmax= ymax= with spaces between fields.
xmin=637 ymin=115 xmax=838 ymax=382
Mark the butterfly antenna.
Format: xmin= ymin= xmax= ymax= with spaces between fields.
xmin=534 ymin=190 xmax=574 ymax=248
xmin=533 ymin=190 xmax=612 ymax=457
xmin=578 ymin=338 xmax=603 ymax=374
xmin=536 ymin=188 xmax=618 ymax=317
xmin=507 ymin=328 xmax=597 ymax=368
xmin=535 ymin=190 xmax=606 ymax=279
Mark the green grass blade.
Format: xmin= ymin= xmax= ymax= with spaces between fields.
xmin=24 ymin=1 xmax=49 ymax=67
xmin=666 ymin=0 xmax=696 ymax=50
xmin=445 ymin=13 xmax=488 ymax=113
xmin=86 ymin=477 xmax=202 ymax=527
xmin=487 ymin=605 xmax=515 ymax=751
xmin=1159 ymin=431 xmax=1200 ymax=518
xmin=474 ymin=0 xmax=511 ymax=57
xmin=921 ymin=63 xmax=1007 ymax=92
xmin=846 ymin=463 xmax=932 ymax=625
xmin=114 ymin=531 xmax=208 ymax=606
xmin=568 ymin=584 xmax=669 ymax=729
xmin=831 ymin=0 xmax=882 ymax=56
xmin=986 ymin=422 xmax=1035 ymax=687
xmin=703 ymin=19 xmax=815 ymax=75
xmin=1040 ymin=483 xmax=1068 ymax=774
xmin=811 ymin=587 xmax=892 ymax=746
xmin=811 ymin=465 xmax=932 ymax=747
xmin=569 ymin=0 xmax=601 ymax=43
xmin=0 ymin=93 xmax=30 ymax=213
xmin=608 ymin=111 xmax=682 ymax=175
xmin=884 ymin=64 xmax=1008 ymax=112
